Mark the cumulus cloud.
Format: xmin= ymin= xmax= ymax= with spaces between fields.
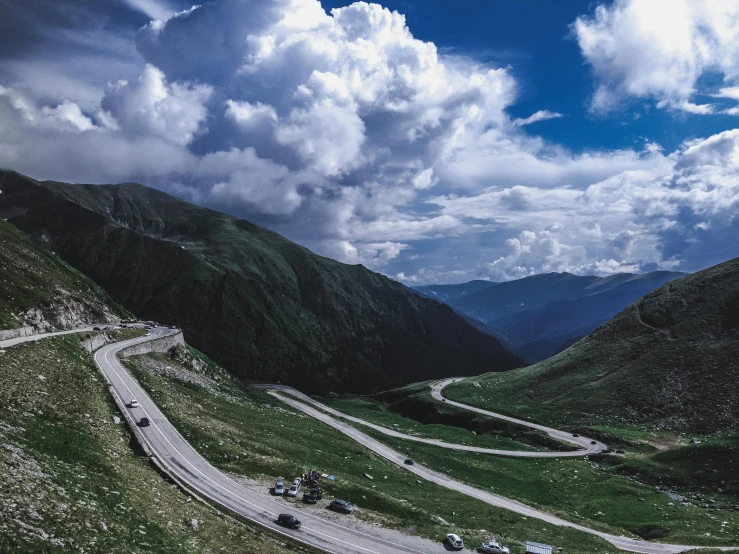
xmin=574 ymin=0 xmax=739 ymax=113
xmin=427 ymin=128 xmax=739 ymax=280
xmin=101 ymin=64 xmax=213 ymax=146
xmin=1 ymin=0 xmax=738 ymax=283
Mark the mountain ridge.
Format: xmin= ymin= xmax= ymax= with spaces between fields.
xmin=0 ymin=170 xmax=523 ymax=392
xmin=415 ymin=270 xmax=685 ymax=361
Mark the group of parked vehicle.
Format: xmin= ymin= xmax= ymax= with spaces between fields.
xmin=444 ymin=533 xmax=511 ymax=553
xmin=273 ymin=471 xmax=355 ymax=530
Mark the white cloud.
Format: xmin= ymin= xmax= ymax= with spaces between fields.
xmin=2 ymin=0 xmax=739 ymax=284
xmin=513 ymin=110 xmax=564 ymax=126
xmin=574 ymin=0 xmax=739 ymax=113
xmin=101 ymin=64 xmax=213 ymax=146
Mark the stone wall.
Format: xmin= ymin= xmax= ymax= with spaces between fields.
xmin=119 ymin=331 xmax=185 ymax=358
xmin=0 ymin=326 xmax=36 ymax=341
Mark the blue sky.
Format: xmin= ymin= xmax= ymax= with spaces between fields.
xmin=1 ymin=0 xmax=738 ymax=283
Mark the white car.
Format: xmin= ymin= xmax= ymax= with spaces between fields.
xmin=446 ymin=533 xmax=464 ymax=550
xmin=481 ymin=538 xmax=510 ymax=554
xmin=286 ymin=484 xmax=299 ymax=497
xmin=130 ymin=399 xmax=140 ymax=408
xmin=274 ymin=478 xmax=285 ymax=495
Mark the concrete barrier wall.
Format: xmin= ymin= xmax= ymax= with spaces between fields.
xmin=119 ymin=331 xmax=185 ymax=358
xmin=81 ymin=333 xmax=116 ymax=353
xmin=0 ymin=326 xmax=36 ymax=341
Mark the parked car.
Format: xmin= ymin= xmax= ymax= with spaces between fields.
xmin=304 ymin=486 xmax=322 ymax=504
xmin=329 ymin=499 xmax=353 ymax=514
xmin=293 ymin=477 xmax=302 ymax=487
xmin=130 ymin=399 xmax=139 ymax=408
xmin=481 ymin=537 xmax=510 ymax=553
xmin=287 ymin=484 xmax=299 ymax=497
xmin=277 ymin=514 xmax=301 ymax=529
xmin=404 ymin=459 xmax=414 ymax=465
xmin=274 ymin=477 xmax=285 ymax=495
xmin=480 ymin=537 xmax=510 ymax=554
xmin=446 ymin=533 xmax=464 ymax=550
xmin=139 ymin=417 xmax=150 ymax=427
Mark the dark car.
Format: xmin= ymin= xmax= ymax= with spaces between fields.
xmin=139 ymin=417 xmax=150 ymax=427
xmin=304 ymin=487 xmax=322 ymax=504
xmin=404 ymin=459 xmax=414 ymax=465
xmin=591 ymin=440 xmax=597 ymax=445
xmin=329 ymin=500 xmax=353 ymax=514
xmin=572 ymin=433 xmax=580 ymax=437
xmin=277 ymin=514 xmax=301 ymax=529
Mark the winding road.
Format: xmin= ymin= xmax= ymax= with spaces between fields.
xmin=0 ymin=325 xmax=447 ymax=554
xmin=264 ymin=383 xmax=737 ymax=554
xmin=261 ymin=383 xmax=605 ymax=458
xmin=3 ymin=327 xmax=736 ymax=554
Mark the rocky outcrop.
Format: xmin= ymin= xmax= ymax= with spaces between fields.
xmin=21 ymin=290 xmax=120 ymax=333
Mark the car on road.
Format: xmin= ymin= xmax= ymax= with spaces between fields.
xmin=445 ymin=533 xmax=464 ymax=550
xmin=93 ymin=326 xmax=102 ymax=331
xmin=130 ymin=399 xmax=139 ymax=408
xmin=277 ymin=514 xmax=301 ymax=529
xmin=591 ymin=440 xmax=597 ymax=445
xmin=329 ymin=499 xmax=353 ymax=514
xmin=481 ymin=537 xmax=510 ymax=553
xmin=139 ymin=417 xmax=150 ymax=427
xmin=572 ymin=433 xmax=580 ymax=437
xmin=274 ymin=477 xmax=284 ymax=495
xmin=404 ymin=459 xmax=414 ymax=465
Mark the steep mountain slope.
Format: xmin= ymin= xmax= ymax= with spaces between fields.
xmin=445 ymin=258 xmax=739 ymax=433
xmin=0 ymin=170 xmax=522 ymax=392
xmin=0 ymin=218 xmax=125 ymax=331
xmin=414 ymin=280 xmax=497 ymax=302
xmin=423 ymin=271 xmax=683 ymax=362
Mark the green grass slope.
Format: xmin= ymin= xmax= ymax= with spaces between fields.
xmin=0 ymin=334 xmax=297 ymax=554
xmin=0 ymin=218 xmax=126 ymax=330
xmin=0 ymin=170 xmax=522 ymax=393
xmin=121 ymin=346 xmax=615 ymax=554
xmin=445 ymin=257 xmax=739 ymax=433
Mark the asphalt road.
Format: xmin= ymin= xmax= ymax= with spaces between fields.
xmin=264 ymin=385 xmax=737 ymax=554
xmin=261 ymin=384 xmax=604 ymax=458
xmin=0 ymin=326 xmax=96 ymax=348
xmin=91 ymin=327 xmax=449 ymax=554
xmin=430 ymin=378 xmax=607 ymax=456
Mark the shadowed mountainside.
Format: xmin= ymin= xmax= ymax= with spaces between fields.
xmin=0 ymin=170 xmax=522 ymax=392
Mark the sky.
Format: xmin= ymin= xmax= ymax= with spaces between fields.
xmin=0 ymin=0 xmax=738 ymax=284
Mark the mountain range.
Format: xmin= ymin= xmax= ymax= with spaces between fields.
xmin=416 ymin=271 xmax=684 ymax=362
xmin=0 ymin=170 xmax=522 ymax=392
xmin=445 ymin=258 xmax=739 ymax=433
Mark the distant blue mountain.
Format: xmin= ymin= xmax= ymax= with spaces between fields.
xmin=414 ymin=271 xmax=685 ymax=363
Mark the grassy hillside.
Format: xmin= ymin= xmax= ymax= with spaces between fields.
xmin=445 ymin=258 xmax=739 ymax=433
xmin=0 ymin=170 xmax=522 ymax=393
xmin=0 ymin=334 xmax=298 ymax=554
xmin=121 ymin=346 xmax=615 ymax=554
xmin=0 ymin=219 xmax=126 ymax=329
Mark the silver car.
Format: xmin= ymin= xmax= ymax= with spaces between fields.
xmin=274 ymin=477 xmax=285 ymax=495
xmin=446 ymin=533 xmax=464 ymax=550
xmin=481 ymin=538 xmax=510 ymax=554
